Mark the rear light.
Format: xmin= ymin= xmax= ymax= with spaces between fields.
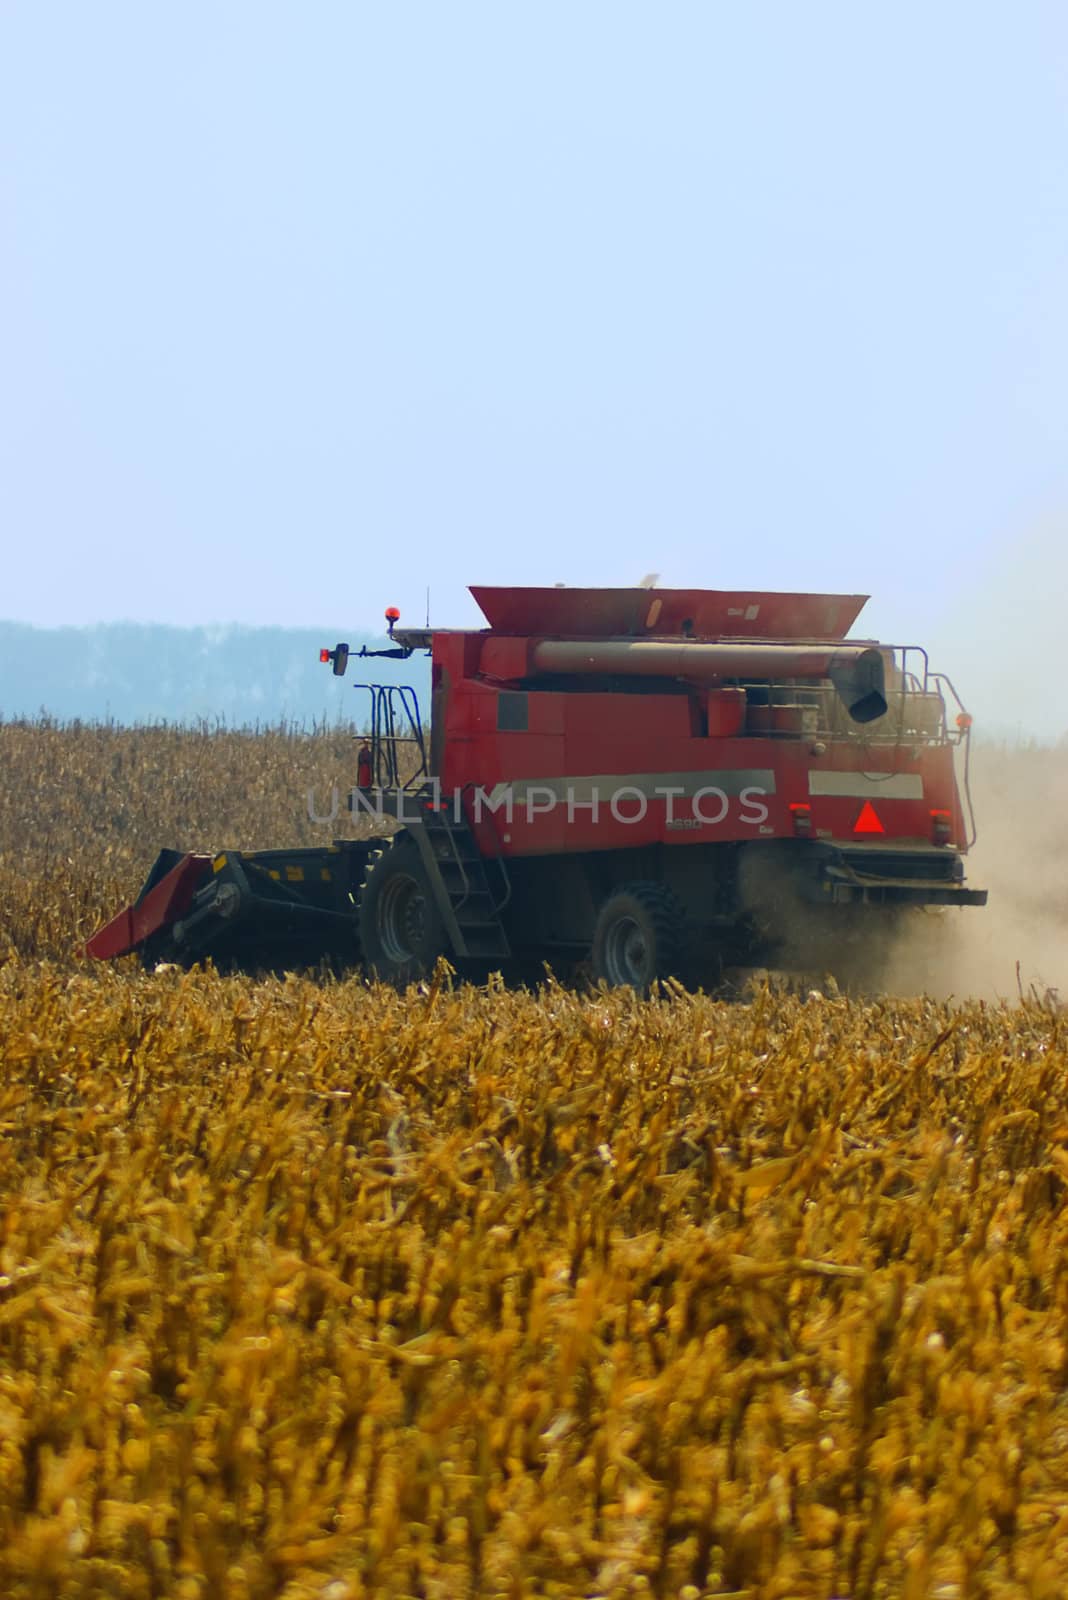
xmin=790 ymin=803 xmax=811 ymax=836
xmin=931 ymin=809 xmax=952 ymax=845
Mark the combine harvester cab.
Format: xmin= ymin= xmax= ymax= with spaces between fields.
xmin=88 ymin=584 xmax=986 ymax=989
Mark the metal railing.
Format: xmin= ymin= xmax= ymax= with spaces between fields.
xmin=738 ymin=645 xmax=972 ymax=749
xmin=352 ymin=683 xmax=428 ymax=791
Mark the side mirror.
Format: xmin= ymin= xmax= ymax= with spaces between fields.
xmin=319 ymin=642 xmax=350 ymax=677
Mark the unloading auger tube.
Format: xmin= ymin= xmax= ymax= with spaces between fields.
xmin=529 ymin=639 xmax=888 ymax=723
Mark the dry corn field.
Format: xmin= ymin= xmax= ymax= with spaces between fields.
xmin=2 ymin=720 xmax=1068 ymax=1598
xmin=0 ymin=719 xmax=382 ymax=967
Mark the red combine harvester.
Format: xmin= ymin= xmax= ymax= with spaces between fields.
xmin=87 ymin=585 xmax=986 ymax=989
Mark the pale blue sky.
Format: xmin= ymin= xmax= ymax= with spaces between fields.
xmin=2 ymin=4 xmax=1067 ymax=732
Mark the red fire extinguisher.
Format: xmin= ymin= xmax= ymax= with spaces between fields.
xmin=356 ymin=740 xmax=373 ymax=790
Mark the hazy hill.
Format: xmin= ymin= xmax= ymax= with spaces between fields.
xmin=0 ymin=622 xmax=428 ymax=727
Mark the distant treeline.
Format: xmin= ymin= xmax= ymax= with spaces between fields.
xmin=0 ymin=621 xmax=429 ymax=728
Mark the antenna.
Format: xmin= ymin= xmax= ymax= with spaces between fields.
xmin=425 ymin=586 xmax=430 ymax=627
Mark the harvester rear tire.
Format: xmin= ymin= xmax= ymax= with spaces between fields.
xmin=358 ymin=836 xmax=447 ymax=987
xmin=591 ymin=882 xmax=686 ymax=994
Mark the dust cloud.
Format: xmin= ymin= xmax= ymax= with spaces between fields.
xmin=882 ymin=742 xmax=1068 ymax=1003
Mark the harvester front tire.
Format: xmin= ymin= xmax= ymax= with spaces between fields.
xmin=591 ymin=882 xmax=685 ymax=994
xmin=358 ymin=837 xmax=447 ymax=987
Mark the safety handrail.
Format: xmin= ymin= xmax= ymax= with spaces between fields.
xmin=929 ymin=672 xmax=979 ymax=848
xmin=352 ymin=683 xmax=428 ymax=790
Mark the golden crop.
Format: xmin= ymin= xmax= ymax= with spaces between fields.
xmin=1 ymin=722 xmax=1067 ymax=1597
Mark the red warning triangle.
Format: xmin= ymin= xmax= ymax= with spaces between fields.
xmin=854 ymin=800 xmax=885 ymax=834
